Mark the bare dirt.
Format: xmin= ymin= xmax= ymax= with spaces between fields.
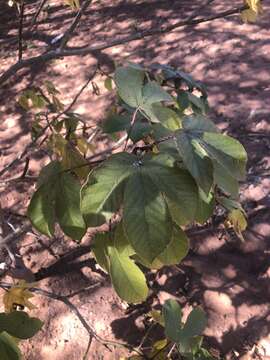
xmin=0 ymin=1 xmax=270 ymax=359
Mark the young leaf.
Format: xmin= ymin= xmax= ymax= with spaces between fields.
xmin=0 ymin=311 xmax=43 ymax=340
xmin=123 ymin=172 xmax=172 ymax=262
xmin=0 ymin=332 xmax=21 ymax=360
xmin=55 ymin=173 xmax=86 ymax=240
xmin=108 ymin=246 xmax=148 ymax=303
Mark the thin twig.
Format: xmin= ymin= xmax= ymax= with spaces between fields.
xmin=60 ymin=0 xmax=92 ymax=49
xmin=0 ymin=3 xmax=249 ymax=85
xmin=0 ymin=221 xmax=32 ymax=247
xmin=18 ymin=0 xmax=25 ymax=61
xmin=30 ymin=0 xmax=48 ymax=29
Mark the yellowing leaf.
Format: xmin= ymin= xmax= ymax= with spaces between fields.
xmin=246 ymin=0 xmax=262 ymax=12
xmin=227 ymin=209 xmax=247 ymax=241
xmin=153 ymin=338 xmax=168 ymax=350
xmin=64 ymin=0 xmax=80 ymax=9
xmin=77 ymin=137 xmax=89 ymax=156
xmin=104 ymin=77 xmax=113 ymax=91
xmin=3 ymin=281 xmax=37 ymax=313
xmin=241 ymin=0 xmax=263 ymax=22
xmin=149 ymin=310 xmax=165 ymax=327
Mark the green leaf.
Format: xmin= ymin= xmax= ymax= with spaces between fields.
xmin=213 ymin=161 xmax=239 ymax=198
xmin=144 ymin=155 xmax=199 ymax=222
xmin=92 ymin=233 xmax=111 ymax=273
xmin=175 ymin=130 xmax=213 ymax=194
xmin=123 ymin=172 xmax=172 ymax=262
xmin=195 ymin=189 xmax=214 ymax=224
xmin=108 ymin=246 xmax=148 ymax=303
xmin=0 ymin=311 xmax=43 ymax=339
xmin=102 ymin=114 xmax=130 ymax=134
xmin=138 ymin=226 xmax=189 ymax=269
xmin=140 ymin=81 xmax=173 ymax=122
xmin=81 ymin=153 xmax=136 ymax=226
xmin=37 ymin=161 xmax=61 ymax=188
xmin=182 ymin=115 xmax=218 ymax=133
xmin=142 ymin=81 xmax=173 ymax=105
xmin=27 ymin=182 xmax=55 ymax=237
xmin=152 ymin=105 xmax=181 ymax=130
xmin=177 ymin=90 xmax=190 ymax=111
xmin=0 ymin=332 xmax=21 ymax=360
xmin=114 ymin=66 xmax=144 ymax=107
xmin=163 ymin=299 xmax=182 ymax=343
xmin=182 ymin=308 xmax=207 ymax=338
xmin=55 ymin=173 xmax=86 ymax=240
xmin=114 ymin=222 xmax=135 ymax=257
xmin=129 ymin=121 xmax=152 ymax=142
xmin=201 ymin=133 xmax=247 ymax=180
xmin=166 ymin=197 xmax=189 ymax=226
xmin=217 ymin=196 xmax=243 ymax=211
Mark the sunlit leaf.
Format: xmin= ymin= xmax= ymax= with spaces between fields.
xmin=108 ymin=246 xmax=148 ymax=303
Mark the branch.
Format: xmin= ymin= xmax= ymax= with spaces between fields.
xmin=0 ymin=3 xmax=248 ymax=86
